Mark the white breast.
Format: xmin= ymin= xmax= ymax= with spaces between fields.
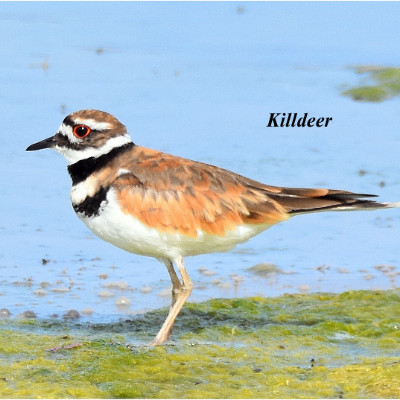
xmin=76 ymin=188 xmax=273 ymax=260
xmin=70 ymin=177 xmax=97 ymax=204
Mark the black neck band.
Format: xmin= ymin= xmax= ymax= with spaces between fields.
xmin=68 ymin=142 xmax=134 ymax=185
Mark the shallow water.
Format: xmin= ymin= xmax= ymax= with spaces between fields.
xmin=1 ymin=2 xmax=400 ymax=321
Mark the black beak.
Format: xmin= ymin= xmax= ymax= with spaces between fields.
xmin=26 ymin=135 xmax=56 ymax=151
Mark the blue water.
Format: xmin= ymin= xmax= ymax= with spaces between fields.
xmin=1 ymin=2 xmax=400 ymax=321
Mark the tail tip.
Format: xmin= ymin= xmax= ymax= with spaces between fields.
xmin=383 ymin=202 xmax=400 ymax=208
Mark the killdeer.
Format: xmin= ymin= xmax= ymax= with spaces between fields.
xmin=26 ymin=109 xmax=399 ymax=345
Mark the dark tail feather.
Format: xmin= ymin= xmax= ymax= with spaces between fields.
xmin=265 ymin=187 xmax=400 ymax=215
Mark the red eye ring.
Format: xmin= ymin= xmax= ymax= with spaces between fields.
xmin=73 ymin=124 xmax=91 ymax=139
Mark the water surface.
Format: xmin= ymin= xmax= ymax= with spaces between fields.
xmin=1 ymin=2 xmax=400 ymax=321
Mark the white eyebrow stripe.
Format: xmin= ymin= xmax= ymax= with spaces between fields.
xmin=73 ymin=118 xmax=112 ymax=131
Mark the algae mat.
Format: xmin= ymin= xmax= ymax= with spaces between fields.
xmin=341 ymin=66 xmax=400 ymax=102
xmin=0 ymin=290 xmax=399 ymax=398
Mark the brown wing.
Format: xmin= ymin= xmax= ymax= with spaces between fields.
xmin=111 ymin=146 xmax=382 ymax=237
xmin=111 ymin=146 xmax=290 ymax=237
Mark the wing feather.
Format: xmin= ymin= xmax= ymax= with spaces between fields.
xmin=109 ymin=146 xmax=382 ymax=237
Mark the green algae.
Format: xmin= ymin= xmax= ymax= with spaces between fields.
xmin=1 ymin=290 xmax=399 ymax=398
xmin=341 ymin=66 xmax=400 ymax=102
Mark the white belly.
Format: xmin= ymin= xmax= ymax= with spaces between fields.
xmin=75 ymin=188 xmax=272 ymax=260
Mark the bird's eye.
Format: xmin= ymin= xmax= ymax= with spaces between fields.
xmin=73 ymin=124 xmax=91 ymax=138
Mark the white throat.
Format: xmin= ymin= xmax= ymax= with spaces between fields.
xmin=55 ymin=134 xmax=132 ymax=164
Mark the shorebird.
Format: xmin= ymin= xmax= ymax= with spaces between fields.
xmin=26 ymin=109 xmax=399 ymax=345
